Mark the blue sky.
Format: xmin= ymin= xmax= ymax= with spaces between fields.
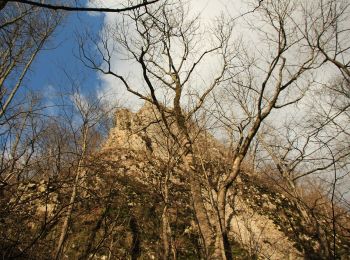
xmin=26 ymin=9 xmax=104 ymax=100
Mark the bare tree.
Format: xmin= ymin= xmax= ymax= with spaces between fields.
xmin=254 ymin=117 xmax=349 ymax=258
xmin=301 ymin=0 xmax=350 ymax=82
xmin=205 ymin=0 xmax=321 ymax=257
xmin=0 ymin=0 xmax=160 ymax=12
xmin=0 ymin=2 xmax=61 ymax=118
xmin=0 ymin=92 xmax=64 ymax=258
xmin=1 ymin=0 xmax=350 ymax=258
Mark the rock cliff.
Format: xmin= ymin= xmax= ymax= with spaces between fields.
xmin=3 ymin=104 xmax=349 ymax=259
xmin=100 ymin=104 xmax=337 ymax=259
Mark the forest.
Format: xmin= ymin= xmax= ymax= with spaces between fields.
xmin=0 ymin=0 xmax=350 ymax=259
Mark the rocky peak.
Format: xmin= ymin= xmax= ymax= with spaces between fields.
xmin=103 ymin=105 xmax=155 ymax=155
xmin=114 ymin=108 xmax=135 ymax=131
xmin=104 ymin=102 xmax=224 ymax=162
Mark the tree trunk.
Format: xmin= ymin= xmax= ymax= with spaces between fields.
xmin=183 ymin=150 xmax=213 ymax=258
xmin=189 ymin=177 xmax=213 ymax=258
xmin=79 ymin=200 xmax=111 ymax=260
xmin=55 ymin=127 xmax=88 ymax=259
xmin=162 ymin=205 xmax=171 ymax=260
xmin=162 ymin=173 xmax=173 ymax=260
xmin=173 ymin=100 xmax=214 ymax=257
xmin=212 ymin=160 xmax=243 ymax=260
xmin=212 ymin=187 xmax=234 ymax=260
xmin=54 ymin=164 xmax=85 ymax=259
xmin=129 ymin=216 xmax=141 ymax=260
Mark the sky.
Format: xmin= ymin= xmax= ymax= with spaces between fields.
xmin=26 ymin=0 xmax=248 ymax=109
xmin=24 ymin=0 xmax=320 ymax=137
xmin=25 ymin=0 xmax=339 ymax=125
xmin=25 ymin=0 xmax=334 ymax=122
xmin=25 ymin=2 xmax=103 ymax=106
xmin=26 ymin=0 xmax=334 ymax=110
xmin=88 ymin=0 xmax=246 ymax=109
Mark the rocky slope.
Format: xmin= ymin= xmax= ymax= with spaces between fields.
xmin=2 ymin=104 xmax=349 ymax=259
xmin=100 ymin=104 xmax=349 ymax=259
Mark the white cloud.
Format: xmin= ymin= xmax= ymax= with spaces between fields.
xmin=43 ymin=84 xmax=59 ymax=116
xmin=89 ymin=0 xmax=245 ymax=110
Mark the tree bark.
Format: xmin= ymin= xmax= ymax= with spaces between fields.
xmin=173 ymin=89 xmax=214 ymax=257
xmin=129 ymin=216 xmax=141 ymax=260
xmin=212 ymin=160 xmax=243 ymax=260
xmin=183 ymin=150 xmax=214 ymax=258
xmin=79 ymin=203 xmax=110 ymax=260
xmin=55 ymin=127 xmax=88 ymax=259
xmin=189 ymin=177 xmax=213 ymax=258
xmin=212 ymin=187 xmax=231 ymax=260
xmin=54 ymin=162 xmax=86 ymax=259
xmin=162 ymin=205 xmax=171 ymax=260
xmin=162 ymin=172 xmax=173 ymax=260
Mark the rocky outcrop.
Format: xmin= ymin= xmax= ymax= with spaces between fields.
xmin=101 ymin=104 xmax=306 ymax=259
xmin=225 ymin=176 xmax=302 ymax=259
xmin=103 ymin=103 xmax=224 ymax=160
xmin=103 ymin=105 xmax=167 ymax=156
xmin=101 ymin=103 xmax=350 ymax=259
xmin=5 ymin=103 xmax=348 ymax=259
xmin=9 ymin=180 xmax=58 ymax=218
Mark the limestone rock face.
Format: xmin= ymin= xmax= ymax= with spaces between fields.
xmin=103 ymin=103 xmax=224 ymax=160
xmin=103 ymin=105 xmax=164 ymax=157
xmin=229 ymin=197 xmax=302 ymax=259
xmin=10 ymin=180 xmax=58 ymax=218
xmin=228 ymin=175 xmax=304 ymax=259
xmin=3 ymin=106 xmax=348 ymax=259
xmin=103 ymin=108 xmax=149 ymax=153
xmin=99 ymin=103 xmax=350 ymax=259
xmin=100 ymin=104 xmax=305 ymax=259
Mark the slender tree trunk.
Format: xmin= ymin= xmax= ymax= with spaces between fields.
xmin=212 ymin=187 xmax=230 ymax=260
xmin=55 ymin=162 xmax=85 ymax=259
xmin=79 ymin=199 xmax=111 ymax=260
xmin=212 ymin=161 xmax=243 ymax=260
xmin=183 ymin=149 xmax=213 ymax=258
xmin=189 ymin=175 xmax=213 ymax=258
xmin=162 ymin=205 xmax=171 ymax=260
xmin=129 ymin=216 xmax=141 ymax=260
xmin=173 ymin=92 xmax=216 ymax=257
xmin=107 ymin=236 xmax=114 ymax=260
xmin=178 ymin=127 xmax=214 ymax=259
xmin=0 ymin=46 xmax=41 ymax=118
xmin=198 ymin=148 xmax=231 ymax=260
xmin=55 ymin=128 xmax=88 ymax=259
xmin=162 ymin=172 xmax=172 ymax=260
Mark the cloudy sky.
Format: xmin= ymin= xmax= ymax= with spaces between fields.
xmin=27 ymin=0 xmax=330 ymax=112
xmin=27 ymin=0 xmax=254 ymax=109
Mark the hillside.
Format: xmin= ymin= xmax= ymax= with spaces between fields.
xmin=2 ymin=104 xmax=349 ymax=259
